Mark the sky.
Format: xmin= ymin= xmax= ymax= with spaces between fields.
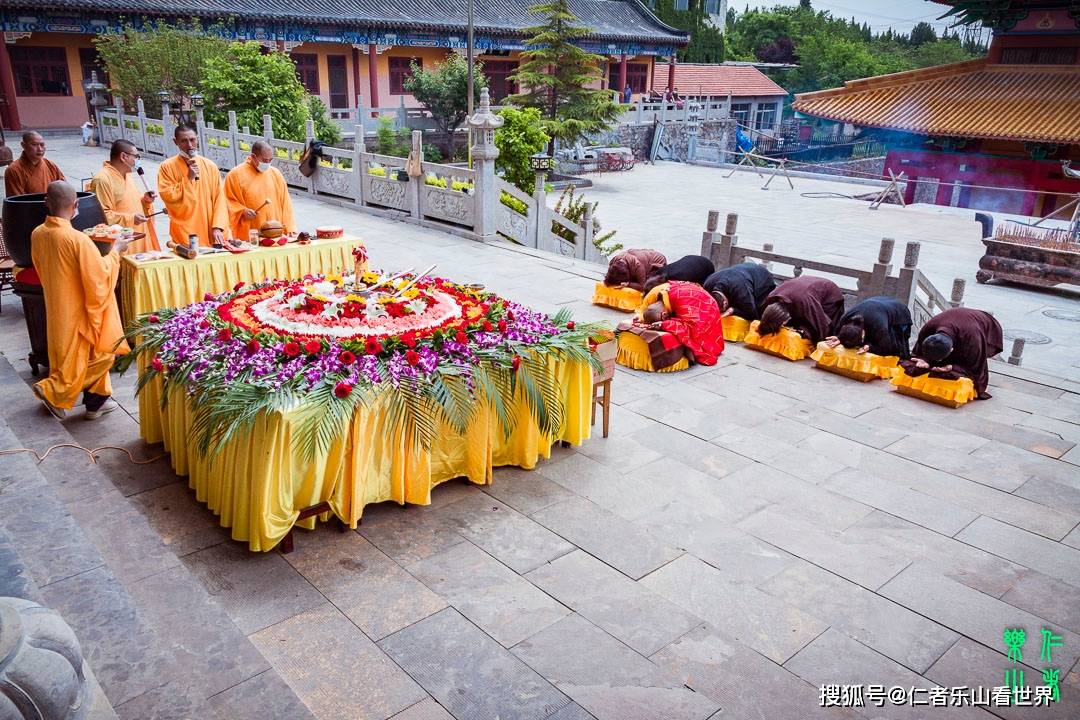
xmin=741 ymin=0 xmax=957 ymax=34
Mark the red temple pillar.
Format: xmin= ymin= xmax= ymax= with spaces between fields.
xmin=367 ymin=45 xmax=380 ymax=114
xmin=0 ymin=41 xmax=22 ymax=131
xmin=618 ymin=54 xmax=628 ymax=95
xmin=667 ymin=55 xmax=676 ymax=91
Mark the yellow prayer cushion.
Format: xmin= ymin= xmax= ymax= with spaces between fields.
xmin=891 ymin=369 xmax=976 ymax=408
xmin=616 ymin=331 xmax=689 ymax=373
xmin=810 ymin=342 xmax=899 ymax=382
xmin=722 ymin=315 xmax=750 ymax=343
xmin=743 ymin=321 xmax=813 ymax=361
xmin=591 ymin=282 xmax=642 ymax=312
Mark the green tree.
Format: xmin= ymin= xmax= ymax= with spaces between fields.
xmin=403 ymin=52 xmax=487 ymax=157
xmin=909 ymin=21 xmax=938 ymax=47
xmin=93 ymin=20 xmax=228 ymax=114
xmin=494 ymin=106 xmax=550 ymax=194
xmin=201 ymin=43 xmax=310 ymax=142
xmin=912 ymin=39 xmax=975 ymax=68
xmin=649 ymin=1 xmax=726 ymax=63
xmin=306 ymin=96 xmax=343 ymax=145
xmin=509 ymin=0 xmax=621 ymax=149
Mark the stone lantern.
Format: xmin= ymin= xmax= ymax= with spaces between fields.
xmin=466 ymin=88 xmax=504 ymax=240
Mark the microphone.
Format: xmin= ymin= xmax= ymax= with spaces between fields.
xmin=186 ymin=150 xmax=200 ymax=181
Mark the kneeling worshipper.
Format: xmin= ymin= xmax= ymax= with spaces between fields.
xmin=224 ymin=140 xmax=297 ymax=241
xmin=593 ymin=248 xmax=667 ymax=310
xmin=747 ymin=275 xmax=845 ymax=360
xmin=643 ymin=254 xmax=715 ymax=293
xmin=31 ymin=181 xmax=131 ymax=420
xmin=896 ymin=307 xmax=1003 ymax=402
xmin=640 ymin=280 xmax=725 ymax=366
xmin=89 ymin=139 xmax=160 ymax=254
xmin=703 ymin=262 xmax=776 ymax=341
xmin=813 ymin=296 xmax=912 ymax=380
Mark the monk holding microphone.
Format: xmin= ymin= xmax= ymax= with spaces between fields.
xmin=158 ymin=124 xmax=229 ymax=248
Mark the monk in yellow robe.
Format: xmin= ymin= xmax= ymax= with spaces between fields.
xmin=89 ymin=139 xmax=161 ymax=254
xmin=4 ymin=131 xmax=65 ymax=196
xmin=224 ymin=139 xmax=296 ymax=241
xmin=31 ymin=181 xmax=132 ymax=420
xmin=158 ymin=124 xmax=228 ymax=248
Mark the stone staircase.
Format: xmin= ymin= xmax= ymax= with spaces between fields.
xmin=0 ymin=354 xmax=314 ymax=720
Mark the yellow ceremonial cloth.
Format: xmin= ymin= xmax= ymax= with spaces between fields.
xmin=743 ymin=320 xmax=812 ymax=361
xmin=722 ymin=315 xmax=750 ymax=343
xmin=141 ymin=357 xmax=591 ymax=551
xmin=31 ymin=217 xmax=129 ymax=409
xmin=591 ymin=282 xmax=642 ymax=312
xmin=810 ymin=342 xmax=899 ymax=382
xmin=158 ymin=154 xmax=230 ymax=247
xmin=223 ymin=161 xmax=297 ymax=240
xmin=4 ymin=155 xmax=64 ymax=196
xmin=891 ymin=369 xmax=976 ymax=408
xmin=615 ymin=331 xmax=689 ymax=373
xmin=121 ymin=235 xmax=361 ymax=442
xmin=89 ymin=162 xmax=159 ymax=254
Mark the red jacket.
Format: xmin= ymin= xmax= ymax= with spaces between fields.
xmin=657 ymin=281 xmax=725 ymax=365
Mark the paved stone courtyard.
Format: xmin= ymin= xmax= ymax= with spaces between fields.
xmin=1 ymin=137 xmax=1079 ymax=719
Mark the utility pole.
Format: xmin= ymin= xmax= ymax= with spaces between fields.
xmin=467 ymin=0 xmax=475 ymax=168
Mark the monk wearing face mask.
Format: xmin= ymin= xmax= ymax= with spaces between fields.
xmin=223 ymin=139 xmax=296 ymax=241
xmin=89 ymin=139 xmax=160 ymax=253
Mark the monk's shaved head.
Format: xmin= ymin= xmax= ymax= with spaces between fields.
xmin=21 ymin=131 xmax=46 ymax=161
xmin=110 ymin=139 xmax=137 ymax=161
xmin=642 ymin=301 xmax=667 ymax=325
xmin=45 ymin=180 xmax=77 ymax=217
xmin=22 ymin=131 xmax=43 ymax=143
xmin=250 ymin=139 xmax=274 ymax=165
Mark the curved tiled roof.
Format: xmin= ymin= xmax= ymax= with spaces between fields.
xmin=652 ymin=63 xmax=788 ymax=97
xmin=15 ymin=0 xmax=689 ymax=44
xmin=792 ymin=59 xmax=1080 ymax=145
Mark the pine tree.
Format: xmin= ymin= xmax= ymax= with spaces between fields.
xmin=508 ymin=0 xmax=621 ymax=149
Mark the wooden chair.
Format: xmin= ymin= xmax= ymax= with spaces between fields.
xmin=591 ymin=337 xmax=617 ymax=438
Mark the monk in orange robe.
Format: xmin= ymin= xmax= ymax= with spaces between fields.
xmin=641 ymin=280 xmax=726 ymax=365
xmin=4 ymin=131 xmax=65 ymax=196
xmin=224 ymin=140 xmax=296 ymax=241
xmin=31 ymin=181 xmax=132 ymax=420
xmin=158 ymin=124 xmax=228 ymax=248
xmin=89 ymin=139 xmax=160 ymax=254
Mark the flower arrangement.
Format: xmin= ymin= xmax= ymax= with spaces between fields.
xmin=119 ymin=269 xmax=607 ymax=458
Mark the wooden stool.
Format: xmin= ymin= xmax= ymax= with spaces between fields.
xmin=592 ymin=378 xmax=612 ymax=438
xmin=591 ymin=336 xmax=618 ymax=438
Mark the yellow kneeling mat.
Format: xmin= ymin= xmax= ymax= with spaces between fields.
xmin=616 ymin=331 xmax=689 ymax=373
xmin=592 ymin=283 xmax=643 ymax=312
xmin=891 ymin=369 xmax=976 ymax=408
xmin=810 ymin=342 xmax=899 ymax=382
xmin=743 ymin=321 xmax=813 ymax=361
xmin=722 ymin=315 xmax=751 ymax=343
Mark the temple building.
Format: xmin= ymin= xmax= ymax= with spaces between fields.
xmin=0 ymin=0 xmax=688 ymax=131
xmin=792 ymin=0 xmax=1080 ymax=217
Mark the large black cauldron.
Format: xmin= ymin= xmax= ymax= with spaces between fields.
xmin=2 ymin=192 xmax=106 ymax=267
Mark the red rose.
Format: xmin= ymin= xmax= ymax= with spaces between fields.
xmin=151 ymin=357 xmax=164 ymax=372
xmin=365 ymin=338 xmax=382 ymax=355
xmin=246 ymin=338 xmax=261 ymax=354
xmin=507 ymin=310 xmax=515 ymax=321
xmin=203 ymin=292 xmax=216 ymax=301
xmin=333 ymin=382 xmax=353 ymax=399
xmin=339 ymin=350 xmax=356 ymax=365
xmin=455 ymin=331 xmax=468 ymax=344
xmin=233 ymin=281 xmax=245 ymax=291
xmin=303 ymin=339 xmax=322 ymax=355
xmin=148 ymin=314 xmax=160 ymax=323
xmin=566 ymin=321 xmax=576 ymax=330
xmin=283 ymin=341 xmax=301 ymax=358
xmin=402 ymin=334 xmax=417 ymax=348
xmin=511 ymin=355 xmax=521 ymax=371
xmin=217 ymin=327 xmax=232 ymax=342
xmin=482 ymin=320 xmax=493 ymax=332
xmin=199 ymin=320 xmax=210 ymax=329
xmin=497 ymin=319 xmax=507 ymax=332
xmin=405 ymin=350 xmax=421 ymax=366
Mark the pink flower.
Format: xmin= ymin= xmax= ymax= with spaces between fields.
xmin=148 ymin=314 xmax=160 ymax=323
xmin=151 ymin=357 xmax=164 ymax=372
xmin=204 ymin=292 xmax=216 ymax=301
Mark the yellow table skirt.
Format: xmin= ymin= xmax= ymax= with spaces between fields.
xmin=615 ymin=331 xmax=689 ymax=373
xmin=591 ymin=283 xmax=642 ymax=312
xmin=810 ymin=342 xmax=899 ymax=382
xmin=722 ymin=315 xmax=751 ymax=343
xmin=891 ymin=370 xmax=976 ymax=408
xmin=743 ymin=321 xmax=812 ymax=361
xmin=142 ymin=359 xmax=591 ymax=551
xmin=123 ymin=236 xmax=359 ymax=445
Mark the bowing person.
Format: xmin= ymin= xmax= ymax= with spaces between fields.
xmin=5 ymin=131 xmax=65 ymax=196
xmin=825 ymin=296 xmax=912 ymax=358
xmin=758 ymin=275 xmax=845 ymax=344
xmin=224 ymin=140 xmax=296 ymax=242
xmin=643 ymin=254 xmax=715 ymax=293
xmin=899 ymin=307 xmax=1003 ymax=400
xmin=89 ymin=139 xmax=160 ymax=253
xmin=604 ymin=249 xmax=667 ymax=292
xmin=158 ymin=124 xmax=229 ymax=248
xmin=640 ymin=280 xmax=726 ymax=365
xmin=31 ymin=181 xmax=131 ymax=420
xmin=703 ymin=262 xmax=776 ymax=320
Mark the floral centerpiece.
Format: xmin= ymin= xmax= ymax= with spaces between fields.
xmin=119 ymin=266 xmax=606 ymax=457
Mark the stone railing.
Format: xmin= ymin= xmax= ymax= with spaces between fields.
xmin=328 ymin=94 xmax=508 ymax=136
xmin=95 ymin=90 xmax=596 ymax=258
xmin=700 ymin=211 xmax=964 ymax=334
